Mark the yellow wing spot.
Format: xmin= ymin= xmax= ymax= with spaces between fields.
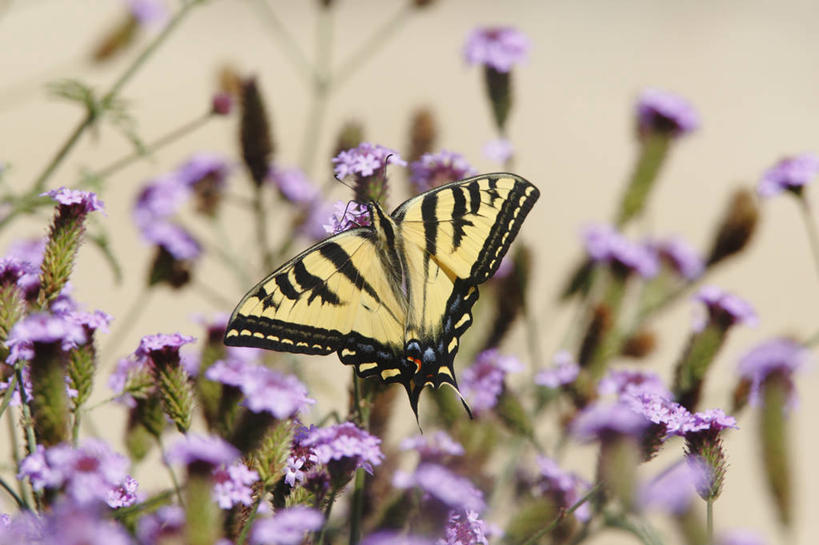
xmin=296 ymin=341 xmax=308 ymax=348
xmin=311 ymin=344 xmax=325 ymax=350
xmin=225 ymin=330 xmax=238 ymax=338
xmin=424 ymin=380 xmax=435 ymax=388
xmin=358 ymin=362 xmax=378 ymax=371
xmin=381 ymin=369 xmax=401 ymax=380
xmin=266 ymin=335 xmax=280 ymax=342
xmin=341 ymin=348 xmax=356 ymax=357
xmin=252 ymin=332 xmax=264 ymax=338
xmin=448 ymin=337 xmax=458 ymax=353
xmin=438 ymin=366 xmax=453 ymax=378
xmin=455 ymin=314 xmax=470 ymax=329
xmin=281 ymin=338 xmax=294 ymax=346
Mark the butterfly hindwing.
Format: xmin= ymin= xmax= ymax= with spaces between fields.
xmin=224 ymin=228 xmax=409 ymax=379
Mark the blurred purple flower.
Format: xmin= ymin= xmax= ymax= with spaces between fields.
xmin=250 ymin=506 xmax=323 ymax=545
xmin=460 ymin=349 xmax=523 ymax=414
xmin=694 ymin=286 xmax=757 ymax=330
xmin=757 ymin=153 xmax=819 ymax=198
xmin=136 ymin=332 xmax=195 ymax=369
xmin=299 ymin=422 xmax=383 ymax=474
xmin=18 ymin=439 xmax=138 ymax=508
xmin=635 ymin=88 xmax=700 ymax=138
xmin=332 ymin=142 xmax=406 ymax=180
xmin=536 ymin=456 xmax=592 ymax=522
xmin=166 ymin=434 xmax=239 ymax=468
xmin=582 ymin=224 xmax=659 ymax=277
xmin=211 ymin=92 xmax=233 ymax=116
xmin=362 ymin=532 xmax=434 ymax=545
xmin=716 ymin=529 xmax=768 ymax=545
xmin=269 ymin=164 xmax=319 ymax=204
xmin=637 ymin=460 xmax=707 ymax=515
xmin=323 ymin=201 xmax=371 ymax=235
xmin=300 ymin=200 xmax=337 ymax=241
xmin=622 ymin=392 xmax=691 ymax=437
xmin=399 ymin=430 xmax=464 ymax=461
xmin=535 ymin=350 xmax=579 ymax=389
xmin=569 ymin=401 xmax=649 ymax=442
xmin=136 ymin=505 xmax=185 ymax=545
xmin=437 ymin=510 xmax=494 ymax=545
xmin=42 ymin=187 xmax=105 ymax=215
xmin=212 ymin=461 xmax=259 ymax=509
xmin=483 ymin=138 xmax=514 ymax=164
xmin=738 ymin=338 xmax=809 ymax=410
xmin=126 ymin=0 xmax=168 ymax=25
xmin=680 ymin=408 xmax=738 ymax=435
xmin=393 ymin=463 xmax=485 ymax=513
xmin=598 ymin=368 xmax=672 ymax=400
xmin=409 ymin=150 xmax=477 ymax=192
xmin=36 ymin=501 xmax=132 ymax=545
xmin=5 ymin=312 xmax=87 ymax=364
xmin=133 ymin=175 xmax=190 ymax=225
xmin=139 ymin=221 xmax=202 ymax=260
xmin=175 ymin=153 xmax=230 ymax=189
xmin=67 ymin=309 xmax=112 ymax=336
xmin=0 ymin=257 xmax=27 ymax=286
xmin=654 ymin=236 xmax=704 ymax=280
xmin=463 ymin=27 xmax=530 ymax=72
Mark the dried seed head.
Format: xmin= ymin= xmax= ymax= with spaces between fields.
xmin=239 ymin=77 xmax=274 ymax=186
xmin=407 ymin=107 xmax=438 ymax=164
xmin=706 ymin=187 xmax=759 ymax=267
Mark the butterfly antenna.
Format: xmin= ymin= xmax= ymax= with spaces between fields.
xmin=334 ymin=173 xmax=356 ymax=192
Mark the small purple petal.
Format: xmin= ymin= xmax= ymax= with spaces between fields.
xmin=42 ymin=187 xmax=104 ymax=215
xmin=399 ymin=430 xmax=464 ymax=461
xmin=535 ymin=350 xmax=579 ymax=388
xmin=637 ymin=460 xmax=707 ymax=515
xmin=680 ymin=408 xmax=738 ymax=435
xmin=299 ymin=422 xmax=383 ymax=473
xmin=332 ymin=143 xmax=406 ymax=180
xmin=598 ymin=368 xmax=672 ymax=400
xmin=635 ymin=88 xmax=700 ymax=138
xmin=716 ymin=529 xmax=768 ymax=545
xmin=463 ymin=27 xmax=530 ymax=72
xmin=655 ymin=236 xmax=704 ymax=280
xmin=409 ymin=150 xmax=477 ymax=192
xmin=569 ymin=402 xmax=649 ymax=442
xmin=482 ymin=138 xmax=514 ymax=164
xmin=757 ymin=153 xmax=819 ymax=198
xmin=363 ymin=532 xmax=434 ymax=545
xmin=393 ymin=463 xmax=485 ymax=513
xmin=268 ymin=165 xmax=319 ymax=204
xmin=139 ymin=221 xmax=202 ymax=260
xmin=738 ymin=338 xmax=809 ymax=410
xmin=323 ymin=201 xmax=371 ymax=235
xmin=694 ymin=286 xmax=757 ymax=329
xmin=175 ymin=153 xmax=230 ymax=189
xmin=250 ymin=506 xmax=324 ymax=545
xmin=212 ymin=462 xmax=259 ymax=509
xmin=582 ymin=224 xmax=658 ymax=277
xmin=6 ymin=313 xmax=87 ymax=364
xmin=166 ymin=434 xmax=239 ymax=467
xmin=460 ymin=349 xmax=523 ymax=414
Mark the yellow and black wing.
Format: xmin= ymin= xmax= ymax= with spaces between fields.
xmin=224 ymin=227 xmax=409 ymax=381
xmin=391 ymin=173 xmax=540 ymax=411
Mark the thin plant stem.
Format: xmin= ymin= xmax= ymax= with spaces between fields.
xmin=103 ymin=287 xmax=152 ymax=357
xmin=192 ymin=277 xmax=235 ymax=309
xmin=707 ymin=499 xmax=714 ymax=541
xmin=235 ymin=494 xmax=263 ymax=545
xmin=157 ymin=435 xmax=185 ymax=506
xmin=250 ymin=0 xmax=316 ymax=83
xmin=0 ymin=476 xmax=26 ymax=509
xmin=252 ymin=184 xmax=274 ymax=272
xmin=7 ymin=408 xmax=30 ymax=508
xmin=520 ymin=483 xmax=602 ymax=545
xmin=315 ymin=486 xmax=339 ymax=545
xmin=298 ymin=5 xmax=333 ymax=177
xmin=796 ymin=195 xmax=819 ymax=282
xmin=210 ymin=216 xmax=253 ymax=288
xmin=0 ymin=373 xmax=17 ymax=422
xmin=88 ymin=112 xmax=212 ymax=181
xmin=72 ymin=408 xmax=81 ymax=445
xmin=14 ymin=364 xmax=42 ymax=509
xmin=349 ymin=469 xmax=366 ymax=545
xmin=330 ymin=3 xmax=415 ymax=91
xmin=112 ymin=489 xmax=175 ymax=519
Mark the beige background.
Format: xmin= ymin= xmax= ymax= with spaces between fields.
xmin=1 ymin=1 xmax=818 ymax=543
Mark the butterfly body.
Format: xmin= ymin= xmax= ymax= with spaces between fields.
xmin=225 ymin=173 xmax=539 ymax=418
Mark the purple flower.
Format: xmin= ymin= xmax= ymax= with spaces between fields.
xmin=483 ymin=138 xmax=514 ymax=164
xmin=694 ymin=286 xmax=757 ymax=330
xmin=108 ymin=356 xmax=150 ymax=407
xmin=300 ymin=200 xmax=337 ymax=241
xmin=463 ymin=27 xmax=530 ymax=72
xmin=716 ymin=529 xmax=768 ymax=545
xmin=139 ymin=221 xmax=202 ymax=260
xmin=582 ymin=224 xmax=659 ymax=277
xmin=67 ymin=309 xmax=113 ymax=336
xmin=635 ymin=88 xmax=700 ymax=138
xmin=0 ymin=257 xmax=27 ymax=286
xmin=6 ymin=312 xmax=87 ymax=364
xmin=680 ymin=408 xmax=738 ymax=435
xmin=298 ymin=422 xmax=383 ymax=474
xmin=18 ymin=439 xmax=138 ymax=508
xmin=569 ymin=402 xmax=649 ymax=442
xmin=654 ymin=236 xmax=704 ymax=280
xmin=332 ymin=143 xmax=406 ymax=180
xmin=535 ymin=350 xmax=579 ymax=388
xmin=757 ymin=153 xmax=819 ymax=198
xmin=597 ymin=368 xmax=672 ymax=400
xmin=250 ymin=506 xmax=323 ymax=545
xmin=394 ymin=463 xmax=485 ymax=513
xmin=637 ymin=460 xmax=707 ymax=515
xmin=437 ymin=510 xmax=493 ymax=545
xmin=175 ymin=153 xmax=230 ymax=189
xmin=622 ymin=392 xmax=692 ymax=437
xmin=460 ymin=349 xmax=523 ymax=414
xmin=213 ymin=461 xmax=259 ymax=509
xmin=738 ymin=338 xmax=809 ymax=410
xmin=211 ymin=92 xmax=233 ymax=116
xmin=136 ymin=505 xmax=185 ymax=545
xmin=363 ymin=532 xmax=434 ymax=545
xmin=536 ymin=456 xmax=592 ymax=522
xmin=135 ymin=332 xmax=195 ymax=372
xmin=399 ymin=430 xmax=464 ymax=461
xmin=269 ymin=165 xmax=319 ymax=204
xmin=42 ymin=187 xmax=105 ymax=215
xmin=35 ymin=501 xmax=132 ymax=545
xmin=166 ymin=433 xmax=239 ymax=468
xmin=206 ymin=359 xmax=314 ymax=418
xmin=323 ymin=201 xmax=371 ymax=235
xmin=409 ymin=150 xmax=477 ymax=192
xmin=133 ymin=175 xmax=190 ymax=225
xmin=126 ymin=0 xmax=168 ymax=25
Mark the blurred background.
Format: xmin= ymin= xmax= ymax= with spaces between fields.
xmin=1 ymin=1 xmax=818 ymax=543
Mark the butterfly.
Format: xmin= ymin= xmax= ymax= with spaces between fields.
xmin=224 ymin=173 xmax=539 ymax=419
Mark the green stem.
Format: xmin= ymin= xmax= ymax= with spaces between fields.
xmin=252 ymin=184 xmax=274 ymax=272
xmin=88 ymin=112 xmax=211 ymax=181
xmin=349 ymin=470 xmax=365 ymax=545
xmin=614 ymin=134 xmax=672 ymax=227
xmin=315 ymin=486 xmax=338 ymax=545
xmin=0 ymin=476 xmax=26 ymax=509
xmin=14 ymin=366 xmax=37 ymax=457
xmin=706 ymin=499 xmax=714 ymax=541
xmin=72 ymin=408 xmax=81 ymax=445
xmin=111 ymin=489 xmax=175 ymax=519
xmin=7 ymin=408 xmax=30 ymax=508
xmin=0 ymin=373 xmax=18 ymax=422
xmin=250 ymin=0 xmax=316 ymax=83
xmin=298 ymin=5 xmax=333 ymax=177
xmin=796 ymin=195 xmax=819 ymax=282
xmin=235 ymin=493 xmax=263 ymax=545
xmin=520 ymin=483 xmax=602 ymax=545
xmin=30 ymin=111 xmax=94 ymax=195
xmin=157 ymin=435 xmax=185 ymax=506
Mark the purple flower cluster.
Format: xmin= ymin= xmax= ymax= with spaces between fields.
xmin=598 ymin=368 xmax=671 ymax=399
xmin=582 ymin=224 xmax=658 ymax=277
xmin=738 ymin=338 xmax=809 ymax=410
xmin=251 ymin=506 xmax=323 ymax=545
xmin=166 ymin=433 xmax=239 ymax=468
xmin=534 ymin=350 xmax=580 ymax=389
xmin=332 ymin=143 xmax=406 ymax=180
xmin=653 ymin=236 xmax=704 ymax=280
xmin=570 ymin=401 xmax=650 ymax=442
xmin=1 ymin=501 xmax=132 ymax=545
xmin=362 ymin=533 xmax=434 ymax=545
xmin=437 ymin=510 xmax=495 ymax=545
xmin=409 ymin=150 xmax=477 ymax=192
xmin=635 ymin=88 xmax=700 ymax=138
xmin=205 ymin=358 xmax=314 ymax=419
xmin=137 ymin=505 xmax=185 ymax=545
xmin=694 ymin=286 xmax=757 ymax=330
xmin=459 ymin=349 xmax=523 ymax=414
xmin=297 ymin=422 xmax=384 ymax=474
xmin=399 ymin=430 xmax=464 ymax=462
xmin=483 ymin=138 xmax=514 ymax=164
xmin=463 ymin=27 xmax=530 ymax=72
xmin=322 ymin=201 xmax=371 ymax=235
xmin=212 ymin=461 xmax=260 ymax=509
xmin=393 ymin=463 xmax=485 ymax=514
xmin=757 ymin=153 xmax=819 ymax=198
xmin=637 ymin=460 xmax=707 ymax=515
xmin=535 ymin=456 xmax=592 ymax=522
xmin=5 ymin=312 xmax=87 ymax=364
xmin=18 ymin=439 xmax=139 ymax=508
xmin=43 ymin=187 xmax=105 ymax=216
xmin=268 ymin=164 xmax=319 ymax=204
